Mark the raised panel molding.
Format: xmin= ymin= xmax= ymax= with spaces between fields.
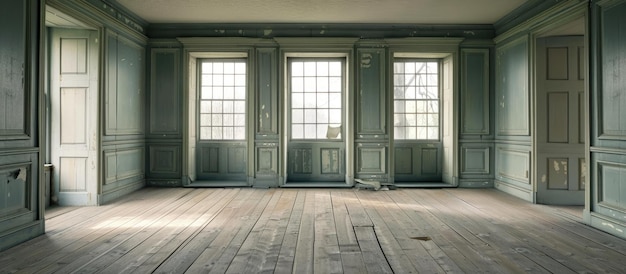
xmin=148 ymin=144 xmax=181 ymax=175
xmin=597 ymin=160 xmax=626 ymax=210
xmin=149 ymin=49 xmax=181 ymax=136
xmin=598 ymin=1 xmax=626 ymax=140
xmin=256 ymin=48 xmax=278 ymax=136
xmin=104 ymin=147 xmax=145 ymax=185
xmin=256 ymin=145 xmax=277 ymax=175
xmin=461 ymin=146 xmax=490 ymax=174
xmin=421 ymin=148 xmax=438 ymax=175
xmin=357 ymin=145 xmax=386 ymax=174
xmin=496 ymin=146 xmax=530 ymax=184
xmin=357 ymin=49 xmax=386 ymax=136
xmin=105 ymin=31 xmax=145 ymax=136
xmin=496 ymin=37 xmax=530 ymax=136
xmin=461 ymin=49 xmax=490 ymax=135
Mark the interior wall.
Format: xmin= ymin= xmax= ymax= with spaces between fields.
xmin=0 ymin=0 xmax=43 ymax=251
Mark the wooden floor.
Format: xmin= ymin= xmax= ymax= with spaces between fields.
xmin=2 ymin=187 xmax=626 ymax=273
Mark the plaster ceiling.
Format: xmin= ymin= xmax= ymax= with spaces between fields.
xmin=114 ymin=0 xmax=529 ymax=24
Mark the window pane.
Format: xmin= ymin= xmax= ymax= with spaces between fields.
xmin=292 ymin=93 xmax=304 ymax=108
xmin=329 ymin=62 xmax=342 ymax=76
xmin=234 ymin=127 xmax=245 ymax=139
xmin=234 ymin=114 xmax=245 ymax=126
xmin=235 ymin=62 xmax=246 ymax=74
xmin=224 ymin=87 xmax=234 ymax=99
xmin=292 ymin=124 xmax=304 ymax=139
xmin=317 ymin=62 xmax=329 ymax=76
xmin=292 ymin=77 xmax=304 ymax=92
xmin=200 ymin=127 xmax=211 ymax=139
xmin=305 ymin=124 xmax=316 ymax=138
xmin=292 ymin=109 xmax=304 ymax=123
xmin=304 ymin=93 xmax=316 ymax=108
xmin=200 ymin=114 xmax=211 ymax=126
xmin=329 ymin=93 xmax=341 ymax=108
xmin=304 ymin=109 xmax=316 ymax=123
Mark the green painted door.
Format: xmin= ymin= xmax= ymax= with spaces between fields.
xmin=536 ymin=36 xmax=585 ymax=205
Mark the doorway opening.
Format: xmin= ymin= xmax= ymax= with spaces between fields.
xmin=45 ymin=6 xmax=100 ymax=206
xmin=534 ymin=16 xmax=586 ymax=206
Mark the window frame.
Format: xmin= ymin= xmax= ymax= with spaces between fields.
xmin=392 ymin=58 xmax=443 ymax=141
xmin=287 ymin=57 xmax=346 ymax=141
xmin=197 ymin=58 xmax=248 ymax=142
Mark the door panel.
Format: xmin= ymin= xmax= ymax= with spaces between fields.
xmin=50 ymin=28 xmax=99 ymax=206
xmin=536 ymin=36 xmax=585 ymax=205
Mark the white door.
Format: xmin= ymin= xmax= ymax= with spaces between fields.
xmin=50 ymin=28 xmax=99 ymax=206
xmin=536 ymin=36 xmax=585 ymax=205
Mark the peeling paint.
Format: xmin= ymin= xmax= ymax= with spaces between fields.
xmin=263 ymin=29 xmax=273 ymax=36
xmin=361 ymin=53 xmax=372 ymax=68
xmin=541 ymin=174 xmax=546 ymax=183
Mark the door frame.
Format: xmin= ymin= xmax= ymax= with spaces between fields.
xmin=531 ymin=10 xmax=589 ymax=206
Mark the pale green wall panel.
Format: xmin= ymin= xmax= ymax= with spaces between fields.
xmin=0 ymin=0 xmax=43 ymax=251
xmin=461 ymin=49 xmax=490 ymax=135
xmin=496 ymin=37 xmax=529 ymax=137
xmin=357 ymin=49 xmax=386 ymax=135
xmin=149 ymin=49 xmax=181 ymax=136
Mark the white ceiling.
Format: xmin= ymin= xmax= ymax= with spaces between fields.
xmin=114 ymin=0 xmax=529 ymax=24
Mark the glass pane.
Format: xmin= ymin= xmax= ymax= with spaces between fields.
xmin=200 ymin=114 xmax=211 ymax=126
xmin=416 ymin=114 xmax=427 ymax=126
xmin=304 ymin=109 xmax=316 ymax=123
xmin=223 ymin=127 xmax=234 ymax=139
xmin=317 ymin=77 xmax=329 ymax=92
xmin=292 ymin=124 xmax=304 ymax=139
xmin=427 ymin=62 xmax=438 ymax=72
xmin=428 ymin=101 xmax=439 ymax=112
xmin=405 ymin=114 xmax=416 ymax=126
xmin=329 ymin=62 xmax=342 ymax=76
xmin=234 ymin=101 xmax=245 ymax=113
xmin=200 ymin=101 xmax=211 ymax=113
xmin=406 ymin=101 xmax=416 ymax=113
xmin=317 ymin=109 xmax=328 ymax=124
xmin=292 ymin=93 xmax=304 ymax=108
xmin=317 ymin=93 xmax=328 ymax=108
xmin=200 ymin=127 xmax=211 ymax=139
xmin=211 ymin=101 xmax=223 ymax=113
xmin=304 ymin=124 xmax=316 ymax=139
xmin=292 ymin=77 xmax=304 ymax=92
xmin=224 ymin=74 xmax=235 ymax=86
xmin=234 ymin=87 xmax=245 ymax=100
xmin=428 ymin=127 xmax=438 ymax=139
xmin=202 ymin=63 xmax=212 ymax=73
xmin=235 ymin=62 xmax=246 ymax=74
xmin=235 ymin=75 xmax=246 ymax=85
xmin=224 ymin=62 xmax=235 ymax=74
xmin=234 ymin=127 xmax=245 ymax=139
xmin=213 ymin=62 xmax=223 ymax=73
xmin=304 ymin=77 xmax=316 ymax=92
xmin=317 ymin=124 xmax=327 ymax=138
xmin=304 ymin=93 xmax=316 ymax=108
xmin=212 ymin=86 xmax=223 ymax=99
xmin=428 ymin=114 xmax=439 ymax=126
xmin=201 ymin=87 xmax=212 ymax=99
xmin=394 ymin=114 xmax=404 ymax=126
xmin=224 ymin=87 xmax=234 ymax=99
xmin=417 ymin=127 xmax=427 ymax=139
xmin=212 ymin=114 xmax=222 ymax=126
xmin=213 ymin=74 xmax=223 ymax=86
xmin=329 ymin=93 xmax=341 ymax=108
xmin=394 ymin=62 xmax=403 ymax=73
xmin=304 ymin=62 xmax=316 ymax=76
xmin=292 ymin=109 xmax=303 ymax=123
xmin=406 ymin=127 xmax=417 ymax=139
xmin=416 ymin=62 xmax=427 ymax=73
xmin=329 ymin=77 xmax=342 ymax=92
xmin=202 ymin=75 xmax=212 ymax=85
xmin=234 ymin=114 xmax=245 ymax=126
xmin=223 ymin=114 xmax=234 ymax=126
xmin=394 ymin=127 xmax=405 ymax=139
xmin=329 ymin=109 xmax=341 ymax=124
xmin=405 ymin=86 xmax=416 ymax=99
xmin=415 ymin=100 xmax=426 ymax=113
xmin=212 ymin=128 xmax=223 ymax=139
xmin=292 ymin=62 xmax=304 ymax=76
xmin=317 ymin=62 xmax=328 ymax=76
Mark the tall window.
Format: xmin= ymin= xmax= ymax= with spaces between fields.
xmin=393 ymin=60 xmax=440 ymax=140
xmin=199 ymin=60 xmax=246 ymax=140
xmin=289 ymin=59 xmax=343 ymax=139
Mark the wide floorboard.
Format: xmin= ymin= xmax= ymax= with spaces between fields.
xmin=1 ymin=187 xmax=625 ymax=273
